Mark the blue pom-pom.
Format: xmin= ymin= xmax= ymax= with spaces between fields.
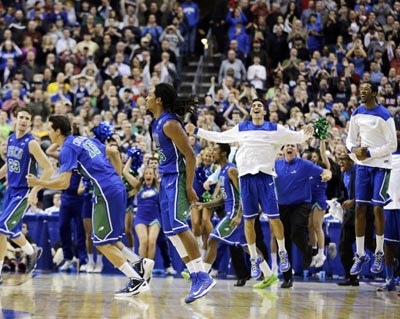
xmin=127 ymin=147 xmax=143 ymax=172
xmin=92 ymin=122 xmax=114 ymax=143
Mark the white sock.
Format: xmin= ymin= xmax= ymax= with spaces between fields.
xmin=195 ymin=236 xmax=203 ymax=248
xmin=186 ymin=261 xmax=195 ymax=273
xmin=318 ymin=248 xmax=325 ymax=258
xmin=260 ymin=260 xmax=273 ymax=277
xmin=271 ymin=253 xmax=278 ymax=268
xmin=168 ymin=235 xmax=188 ymax=259
xmin=248 ymin=243 xmax=258 ymax=259
xmin=201 ymin=249 xmax=206 ymax=260
xmin=192 ymin=257 xmax=205 ymax=273
xmin=21 ymin=242 xmax=34 ymax=255
xmin=204 ymin=262 xmax=212 ymax=273
xmin=0 ymin=261 xmax=3 ymax=275
xmin=277 ymin=239 xmax=286 ymax=252
xmin=375 ymin=235 xmax=384 ymax=253
xmin=118 ymin=262 xmax=140 ymax=279
xmin=121 ymin=247 xmax=141 ymax=264
xmin=96 ymin=254 xmax=103 ymax=265
xmin=356 ymin=236 xmax=365 ymax=256
xmin=88 ymin=254 xmax=94 ymax=264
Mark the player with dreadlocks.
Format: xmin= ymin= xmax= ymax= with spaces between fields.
xmin=146 ymin=83 xmax=216 ymax=303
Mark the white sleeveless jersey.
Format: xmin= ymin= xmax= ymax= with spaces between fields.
xmin=385 ymin=153 xmax=400 ymax=210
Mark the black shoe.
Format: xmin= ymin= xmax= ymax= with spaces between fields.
xmin=234 ymin=278 xmax=248 ymax=287
xmin=114 ymin=278 xmax=149 ymax=297
xmin=26 ymin=246 xmax=43 ymax=273
xmin=303 ymin=246 xmax=313 ymax=268
xmin=281 ymin=279 xmax=293 ymax=289
xmin=337 ymin=279 xmax=359 ymax=286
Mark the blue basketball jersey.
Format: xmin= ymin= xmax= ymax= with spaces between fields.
xmin=59 ymin=136 xmax=124 ymax=195
xmin=219 ymin=163 xmax=240 ymax=218
xmin=151 ymin=112 xmax=186 ymax=175
xmin=6 ymin=132 xmax=36 ymax=188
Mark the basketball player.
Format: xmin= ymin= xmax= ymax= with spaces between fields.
xmin=346 ymin=82 xmax=397 ymax=275
xmin=0 ymin=108 xmax=53 ymax=284
xmin=146 ymin=83 xmax=216 ymax=303
xmin=26 ymin=115 xmax=148 ymax=296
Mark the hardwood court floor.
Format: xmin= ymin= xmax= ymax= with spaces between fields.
xmin=0 ymin=273 xmax=399 ymax=319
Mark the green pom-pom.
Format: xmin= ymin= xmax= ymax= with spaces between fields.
xmin=202 ymin=191 xmax=212 ymax=203
xmin=313 ymin=118 xmax=330 ymax=140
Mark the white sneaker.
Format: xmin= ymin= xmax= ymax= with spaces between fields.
xmin=80 ymin=264 xmax=88 ymax=272
xmin=136 ymin=258 xmax=155 ymax=283
xmin=310 ymin=255 xmax=318 ymax=268
xmin=86 ymin=263 xmax=95 ymax=273
xmin=59 ymin=260 xmax=73 ymax=272
xmin=93 ymin=263 xmax=103 ymax=273
xmin=315 ymin=255 xmax=327 ymax=268
xmin=209 ymin=268 xmax=218 ymax=278
xmin=165 ymin=266 xmax=177 ymax=276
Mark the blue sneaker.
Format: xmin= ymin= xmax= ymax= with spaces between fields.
xmin=279 ymin=251 xmax=291 ymax=273
xmin=250 ymin=256 xmax=262 ymax=279
xmin=370 ymin=251 xmax=384 ymax=273
xmin=184 ymin=272 xmax=216 ymax=303
xmin=350 ymin=253 xmax=370 ymax=275
xmin=376 ymin=279 xmax=396 ymax=292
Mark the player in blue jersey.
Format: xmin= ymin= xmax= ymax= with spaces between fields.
xmin=146 ymin=83 xmax=215 ymax=303
xmin=186 ymin=98 xmax=314 ymax=281
xmin=346 ymin=82 xmax=397 ymax=275
xmin=0 ymin=108 xmax=53 ymax=284
xmin=201 ymin=143 xmax=279 ymax=289
xmin=26 ymin=115 xmax=148 ymax=296
xmin=378 ymin=134 xmax=400 ymax=292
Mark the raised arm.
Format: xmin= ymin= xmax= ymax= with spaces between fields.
xmin=106 ymin=145 xmax=122 ymax=176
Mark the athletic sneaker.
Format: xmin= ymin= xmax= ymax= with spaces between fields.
xmin=253 ymin=274 xmax=279 ymax=289
xmin=309 ymin=255 xmax=318 ymax=268
xmin=86 ymin=263 xmax=95 ymax=273
xmin=250 ymin=256 xmax=261 ymax=279
xmin=93 ymin=262 xmax=104 ymax=273
xmin=370 ymin=251 xmax=384 ymax=273
xmin=376 ymin=279 xmax=396 ymax=292
xmin=165 ymin=267 xmax=177 ymax=276
xmin=350 ymin=253 xmax=370 ymax=275
xmin=26 ymin=246 xmax=43 ymax=273
xmin=114 ymin=278 xmax=149 ymax=297
xmin=181 ymin=270 xmax=191 ymax=281
xmin=279 ymin=251 xmax=291 ymax=273
xmin=135 ymin=258 xmax=155 ymax=283
xmin=315 ymin=255 xmax=327 ymax=268
xmin=184 ymin=272 xmax=216 ymax=304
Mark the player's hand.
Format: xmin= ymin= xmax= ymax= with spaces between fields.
xmin=203 ymin=179 xmax=212 ymax=191
xmin=26 ymin=174 xmax=40 ymax=187
xmin=230 ymin=216 xmax=241 ymax=228
xmin=321 ymin=169 xmax=332 ymax=182
xmin=302 ymin=124 xmax=314 ymax=138
xmin=353 ymin=147 xmax=368 ymax=161
xmin=185 ymin=123 xmax=196 ymax=135
xmin=186 ymin=187 xmax=199 ymax=205
xmin=342 ymin=199 xmax=354 ymax=209
xmin=27 ymin=191 xmax=38 ymax=207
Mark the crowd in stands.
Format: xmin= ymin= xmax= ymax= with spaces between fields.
xmin=0 ymin=0 xmax=399 ymax=278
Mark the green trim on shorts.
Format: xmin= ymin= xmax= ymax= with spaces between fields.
xmin=216 ymin=217 xmax=237 ymax=238
xmin=176 ymin=171 xmax=191 ymax=222
xmin=6 ymin=198 xmax=28 ymax=231
xmin=380 ymin=170 xmax=391 ymax=200
xmin=93 ymin=196 xmax=112 ymax=240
